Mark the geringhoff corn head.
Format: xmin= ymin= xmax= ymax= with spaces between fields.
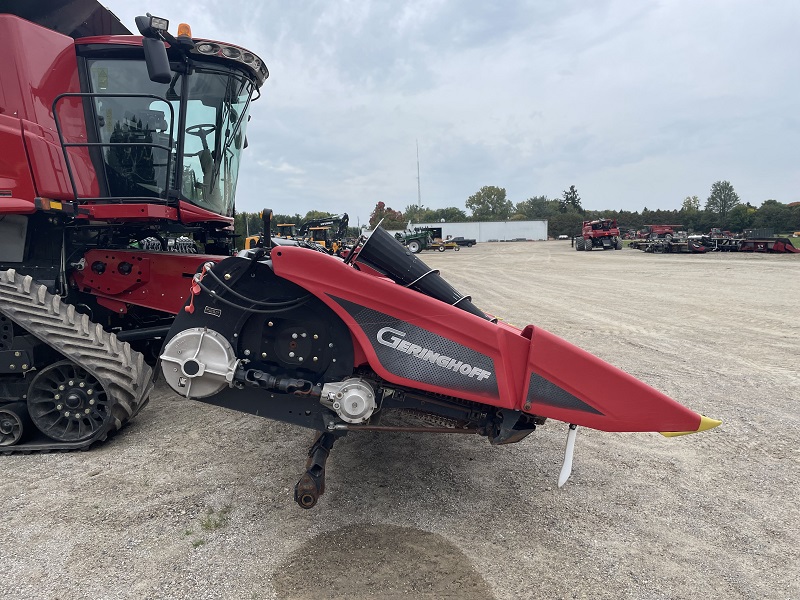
xmin=160 ymin=222 xmax=720 ymax=508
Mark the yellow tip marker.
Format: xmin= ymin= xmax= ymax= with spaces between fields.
xmin=660 ymin=415 xmax=722 ymax=437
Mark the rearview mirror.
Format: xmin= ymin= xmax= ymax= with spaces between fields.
xmin=142 ymin=37 xmax=172 ymax=84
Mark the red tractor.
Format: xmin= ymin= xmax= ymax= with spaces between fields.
xmin=575 ymin=218 xmax=622 ymax=251
xmin=0 ymin=2 xmax=267 ymax=451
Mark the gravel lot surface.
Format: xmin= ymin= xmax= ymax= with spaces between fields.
xmin=3 ymin=241 xmax=798 ymax=600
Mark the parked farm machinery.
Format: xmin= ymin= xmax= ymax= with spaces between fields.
xmin=395 ymin=227 xmax=460 ymax=253
xmin=158 ymin=223 xmax=720 ymax=507
xmin=636 ymin=224 xmax=684 ymax=241
xmin=0 ymin=4 xmax=722 ymax=510
xmin=628 ymin=232 xmax=707 ymax=254
xmin=628 ymin=232 xmax=798 ymax=254
xmin=574 ymin=218 xmax=622 ymax=251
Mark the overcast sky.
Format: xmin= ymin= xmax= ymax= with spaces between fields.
xmin=103 ymin=0 xmax=799 ymax=225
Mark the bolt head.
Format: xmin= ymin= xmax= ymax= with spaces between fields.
xmin=64 ymin=411 xmax=70 ymax=417
xmin=313 ymin=334 xmax=319 ymax=340
xmin=59 ymin=385 xmax=65 ymax=391
xmin=244 ymin=349 xmax=251 ymax=356
xmin=21 ymin=364 xmax=28 ymax=370
xmin=87 ymin=389 xmax=93 ymax=395
xmin=85 ymin=409 xmax=91 ymax=414
xmin=292 ymin=333 xmax=298 ymax=339
xmin=224 ymin=273 xmax=231 ymax=280
xmin=54 ymin=394 xmax=61 ymax=400
xmin=68 ymin=381 xmax=74 ymax=386
xmin=261 ymin=352 xmax=267 ymax=358
xmin=288 ymin=352 xmax=295 ymax=358
xmin=56 ymin=404 xmax=63 ymax=410
xmin=298 ymin=356 xmax=303 ymax=362
xmin=14 ymin=351 xmax=20 ymax=357
xmin=89 ymin=399 xmax=95 ymax=405
xmin=79 ymin=382 xmax=85 ymax=388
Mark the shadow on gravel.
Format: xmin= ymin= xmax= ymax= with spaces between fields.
xmin=272 ymin=523 xmax=496 ymax=600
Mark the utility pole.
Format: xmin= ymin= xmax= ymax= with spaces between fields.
xmin=416 ymin=139 xmax=422 ymax=207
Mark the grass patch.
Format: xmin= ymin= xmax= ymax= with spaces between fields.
xmin=200 ymin=505 xmax=232 ymax=532
xmin=192 ymin=539 xmax=206 ymax=549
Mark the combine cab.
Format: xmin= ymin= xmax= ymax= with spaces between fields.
xmin=575 ymin=218 xmax=622 ymax=251
xmin=0 ymin=3 xmax=267 ymax=451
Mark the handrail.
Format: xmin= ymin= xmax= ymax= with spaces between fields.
xmin=52 ymin=92 xmax=176 ymax=205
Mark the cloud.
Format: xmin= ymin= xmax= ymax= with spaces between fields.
xmin=102 ymin=0 xmax=800 ymax=219
xmin=256 ymin=159 xmax=306 ymax=175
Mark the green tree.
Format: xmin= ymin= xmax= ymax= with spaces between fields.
xmin=303 ymin=210 xmax=334 ymax=221
xmin=681 ymin=195 xmax=701 ymax=212
xmin=549 ymin=212 xmax=585 ymax=237
xmin=705 ymin=181 xmax=740 ymax=221
xmin=429 ymin=207 xmax=467 ymax=222
xmin=752 ymin=200 xmax=791 ymax=232
xmin=403 ymin=204 xmax=430 ymax=224
xmin=465 ymin=186 xmax=513 ymax=220
xmin=727 ymin=203 xmax=756 ymax=232
xmin=560 ymin=185 xmax=583 ymax=213
xmin=515 ymin=195 xmax=559 ymax=219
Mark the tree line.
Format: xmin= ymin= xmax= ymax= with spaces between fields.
xmin=367 ymin=180 xmax=799 ymax=237
xmin=233 ymin=180 xmax=798 ymax=246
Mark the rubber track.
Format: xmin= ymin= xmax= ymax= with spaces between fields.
xmin=0 ymin=269 xmax=153 ymax=454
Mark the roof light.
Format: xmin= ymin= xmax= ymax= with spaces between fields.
xmin=221 ymin=46 xmax=241 ymax=59
xmin=189 ymin=40 xmax=269 ymax=85
xmin=177 ymin=23 xmax=192 ymax=37
xmin=150 ymin=16 xmax=169 ymax=32
xmin=196 ymin=42 xmax=219 ymax=54
xmin=134 ymin=14 xmax=169 ymax=38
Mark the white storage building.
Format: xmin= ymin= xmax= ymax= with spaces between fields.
xmin=389 ymin=220 xmax=548 ymax=242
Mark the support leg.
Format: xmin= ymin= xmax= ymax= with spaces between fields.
xmin=294 ymin=431 xmax=337 ymax=509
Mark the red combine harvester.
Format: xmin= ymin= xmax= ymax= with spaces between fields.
xmin=575 ymin=218 xmax=622 ymax=251
xmin=637 ymin=224 xmax=683 ymax=241
xmin=0 ymin=2 xmax=267 ymax=451
xmin=1 ymin=4 xmax=720 ymax=508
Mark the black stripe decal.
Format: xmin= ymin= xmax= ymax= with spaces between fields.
xmin=526 ymin=372 xmax=603 ymax=415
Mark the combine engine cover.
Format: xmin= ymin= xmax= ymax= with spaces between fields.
xmin=160 ymin=226 xmax=720 ymax=508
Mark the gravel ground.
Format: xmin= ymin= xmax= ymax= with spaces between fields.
xmin=2 ymin=241 xmax=798 ymax=600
